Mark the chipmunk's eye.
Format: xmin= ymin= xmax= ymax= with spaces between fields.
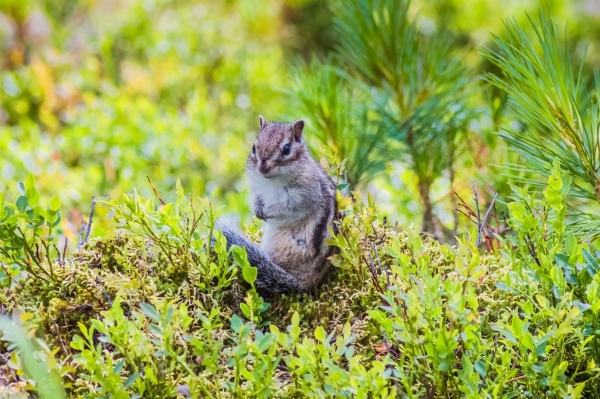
xmin=252 ymin=144 xmax=256 ymax=154
xmin=282 ymin=144 xmax=291 ymax=156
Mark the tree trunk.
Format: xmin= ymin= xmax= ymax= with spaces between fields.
xmin=418 ymin=179 xmax=435 ymax=235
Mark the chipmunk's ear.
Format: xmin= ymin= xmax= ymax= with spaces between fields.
xmin=293 ymin=119 xmax=304 ymax=142
xmin=259 ymin=115 xmax=267 ymax=131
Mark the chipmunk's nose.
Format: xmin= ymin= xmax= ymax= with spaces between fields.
xmin=259 ymin=159 xmax=272 ymax=174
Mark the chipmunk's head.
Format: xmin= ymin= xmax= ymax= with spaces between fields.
xmin=247 ymin=116 xmax=306 ymax=179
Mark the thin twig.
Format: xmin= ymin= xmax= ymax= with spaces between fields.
xmin=489 ymin=334 xmax=499 ymax=370
xmin=78 ymin=196 xmax=96 ymax=248
xmin=505 ymin=374 xmax=526 ymax=383
xmin=472 ymin=186 xmax=482 ymax=246
xmin=0 ymin=261 xmax=18 ymax=286
xmin=371 ymin=242 xmax=390 ymax=290
xmin=18 ymin=228 xmax=50 ymax=280
xmin=85 ymin=197 xmax=96 ymax=242
xmin=363 ymin=252 xmax=384 ymax=295
xmin=456 ymin=208 xmax=478 ymax=224
xmin=62 ymin=237 xmax=68 ymax=266
xmin=457 ymin=191 xmax=503 ymax=249
xmin=524 ymin=235 xmax=542 ymax=267
xmin=478 ymin=193 xmax=498 ymax=246
xmin=147 ymin=176 xmax=166 ymax=205
xmin=78 ymin=222 xmax=87 ymax=248
xmin=54 ymin=323 xmax=68 ymax=357
xmin=35 ymin=243 xmax=41 ymax=263
xmin=53 ymin=244 xmax=62 ymax=266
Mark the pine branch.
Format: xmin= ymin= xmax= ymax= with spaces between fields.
xmin=287 ymin=56 xmax=389 ymax=187
xmin=482 ymin=11 xmax=600 ymax=207
xmin=331 ymin=0 xmax=473 ymax=233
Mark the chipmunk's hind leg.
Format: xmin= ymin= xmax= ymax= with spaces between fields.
xmin=214 ymin=216 xmax=304 ymax=293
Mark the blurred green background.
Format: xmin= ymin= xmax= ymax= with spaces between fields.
xmin=1 ymin=0 xmax=600 ymax=243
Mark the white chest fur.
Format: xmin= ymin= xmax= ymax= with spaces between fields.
xmin=250 ymin=175 xmax=286 ymax=208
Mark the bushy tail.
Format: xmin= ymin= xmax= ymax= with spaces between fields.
xmin=213 ymin=216 xmax=303 ymax=293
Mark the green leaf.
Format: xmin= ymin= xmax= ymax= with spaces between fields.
xmin=161 ymin=203 xmax=172 ymax=215
xmin=176 ymin=178 xmax=185 ymax=198
xmin=474 ymin=360 xmax=487 ymax=377
xmin=583 ymin=249 xmax=600 ymax=277
xmin=240 ymin=303 xmax=251 ymax=319
xmin=77 ymin=322 xmax=88 ymax=337
xmin=314 ymin=326 xmax=326 ymax=343
xmin=520 ymin=332 xmax=535 ymax=351
xmin=555 ymin=254 xmax=578 ymax=285
xmin=572 ymin=301 xmax=591 ymax=313
xmin=491 ymin=326 xmax=517 ymax=345
xmin=573 ymin=382 xmax=586 ymax=398
xmin=522 ymin=214 xmax=538 ymax=231
xmin=51 ymin=211 xmax=61 ymax=228
xmin=24 ymin=174 xmax=35 ymax=190
xmin=49 ymin=196 xmax=61 ymax=212
xmin=587 ymin=280 xmax=599 ymax=303
xmin=139 ymin=303 xmax=161 ymax=322
xmin=560 ymin=172 xmax=572 ymax=197
xmin=337 ymin=183 xmax=350 ymax=191
xmin=257 ymin=334 xmax=274 ymax=353
xmin=26 ymin=188 xmax=40 ymax=207
xmin=113 ymin=359 xmax=125 ymax=374
xmin=242 ymin=266 xmax=257 ymax=285
xmin=26 ymin=209 xmax=36 ymax=221
xmin=291 ymin=311 xmax=299 ymax=327
xmin=231 ymin=246 xmax=250 ymax=269
xmin=231 ymin=314 xmax=243 ymax=333
xmin=495 ymin=282 xmax=517 ymax=293
xmin=565 ymin=232 xmax=577 ymax=255
xmin=69 ymin=335 xmax=84 ymax=351
xmin=508 ymin=203 xmax=526 ymax=222
xmin=124 ymin=372 xmax=141 ymax=388
xmin=534 ymin=337 xmax=549 ymax=357
xmin=0 ymin=317 xmax=67 ymax=399
xmin=16 ymin=196 xmax=28 ymax=212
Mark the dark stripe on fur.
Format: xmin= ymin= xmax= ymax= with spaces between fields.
xmin=312 ymin=179 xmax=332 ymax=256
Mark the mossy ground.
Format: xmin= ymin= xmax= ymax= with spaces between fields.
xmin=1 ymin=188 xmax=598 ymax=397
xmin=0 ymin=219 xmax=415 ymax=395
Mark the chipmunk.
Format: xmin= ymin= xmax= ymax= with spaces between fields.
xmin=214 ymin=116 xmax=338 ymax=293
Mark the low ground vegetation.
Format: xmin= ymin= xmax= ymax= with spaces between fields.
xmin=1 ymin=163 xmax=600 ymax=398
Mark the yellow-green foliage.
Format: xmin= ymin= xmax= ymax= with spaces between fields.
xmin=2 ymin=164 xmax=600 ymax=398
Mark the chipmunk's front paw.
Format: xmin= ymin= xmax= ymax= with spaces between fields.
xmin=255 ymin=208 xmax=268 ymax=221
xmin=253 ymin=196 xmax=268 ymax=220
